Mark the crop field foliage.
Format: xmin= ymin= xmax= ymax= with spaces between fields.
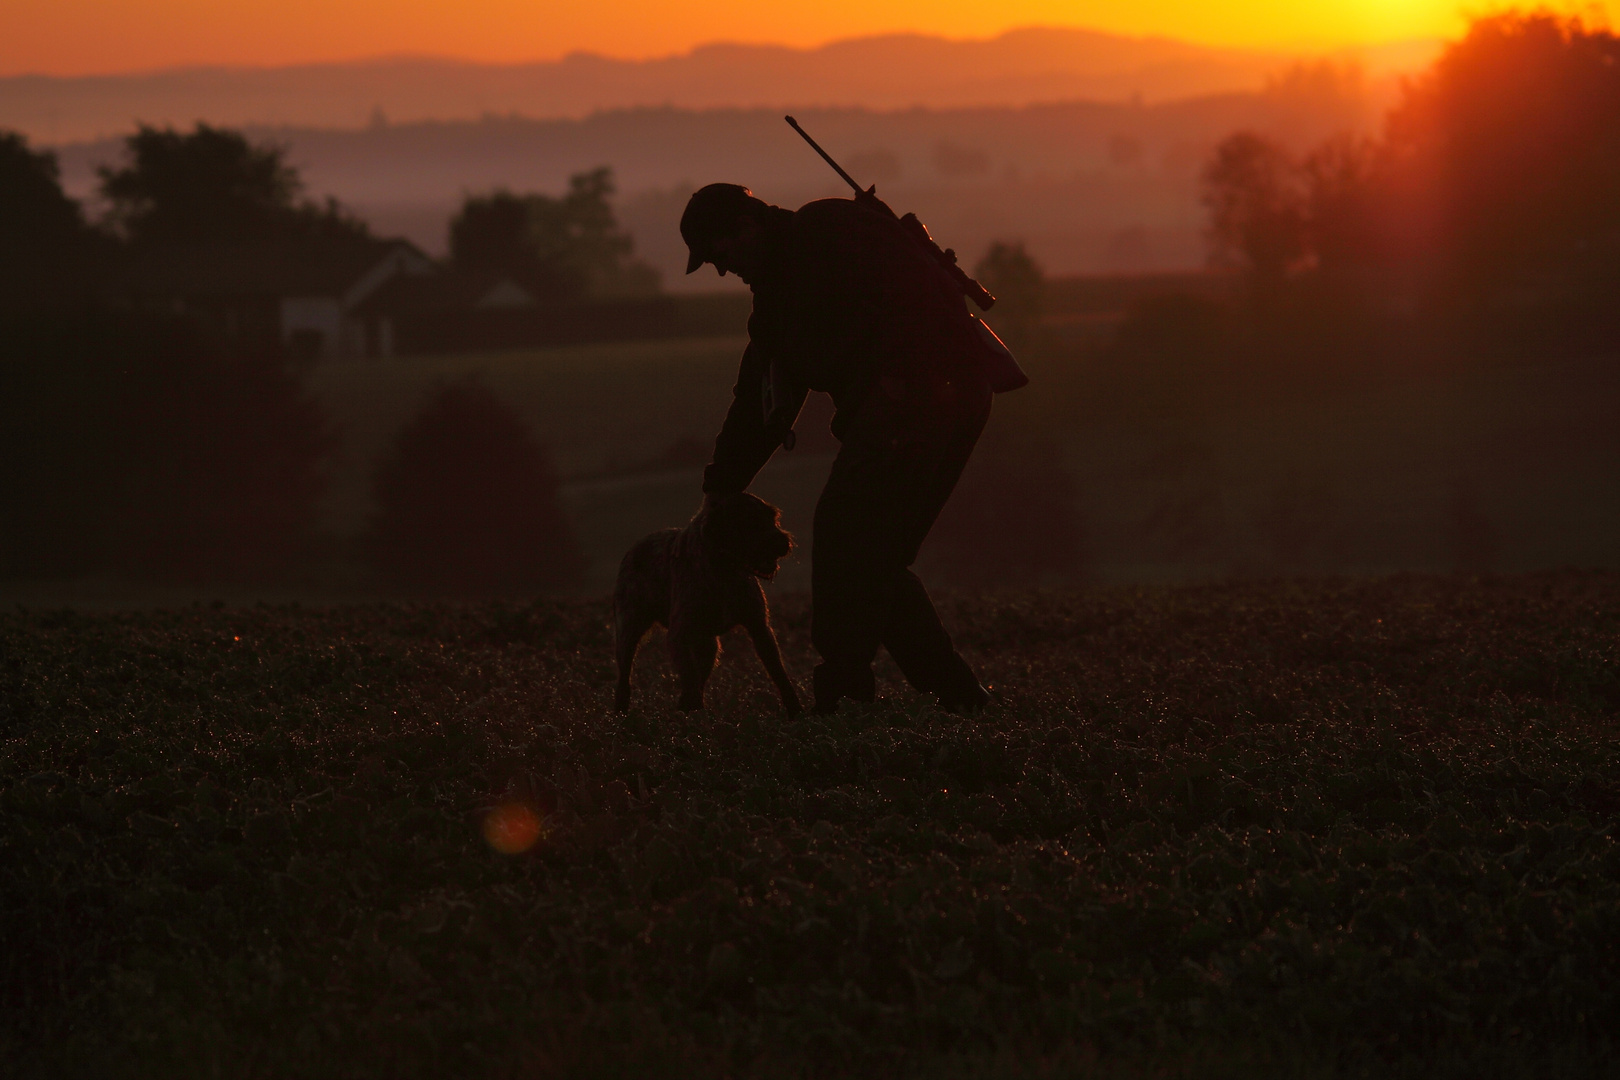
xmin=4 ymin=574 xmax=1619 ymax=1077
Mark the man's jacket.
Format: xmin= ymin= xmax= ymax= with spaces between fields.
xmin=703 ymin=197 xmax=988 ymax=495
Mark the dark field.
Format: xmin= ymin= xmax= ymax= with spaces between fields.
xmin=303 ymin=341 xmax=1620 ymax=595
xmin=4 ymin=574 xmax=1619 ymax=1077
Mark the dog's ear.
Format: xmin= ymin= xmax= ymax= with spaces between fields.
xmin=752 ymin=496 xmax=789 ymax=542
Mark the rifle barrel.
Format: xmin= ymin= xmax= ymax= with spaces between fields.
xmin=784 ymin=114 xmax=996 ymax=312
xmin=784 ymin=116 xmax=862 ymax=194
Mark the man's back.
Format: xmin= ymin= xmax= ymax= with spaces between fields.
xmin=750 ymin=198 xmax=980 ymax=403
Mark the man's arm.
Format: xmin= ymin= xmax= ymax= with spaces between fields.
xmin=702 ymin=343 xmax=790 ymax=494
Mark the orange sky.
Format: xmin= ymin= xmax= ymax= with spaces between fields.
xmin=3 ymin=0 xmax=1612 ymax=77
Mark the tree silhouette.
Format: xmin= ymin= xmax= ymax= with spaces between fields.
xmin=450 ymin=167 xmax=658 ymax=299
xmin=1381 ymin=12 xmax=1620 ymax=325
xmin=0 ymin=312 xmax=332 ymax=582
xmin=0 ymin=131 xmax=105 ymax=307
xmin=973 ymin=241 xmax=1044 ymax=346
xmin=1203 ymin=13 xmax=1620 ymax=338
xmin=1 ymin=133 xmax=83 ymax=252
xmin=112 ymin=339 xmax=334 ymax=582
xmin=1299 ymin=134 xmax=1377 ymax=277
xmin=1202 ymin=132 xmax=1307 ymax=290
xmin=98 ymin=124 xmax=369 ymax=245
xmin=449 ymin=191 xmax=576 ymax=298
xmin=366 ymin=380 xmax=585 ymax=595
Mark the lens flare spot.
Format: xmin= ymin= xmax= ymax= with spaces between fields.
xmin=483 ymin=802 xmax=544 ymax=854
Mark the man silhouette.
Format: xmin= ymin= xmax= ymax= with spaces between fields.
xmin=682 ymin=183 xmax=998 ymax=715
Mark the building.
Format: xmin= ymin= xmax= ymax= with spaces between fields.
xmin=121 ymin=237 xmax=437 ymax=359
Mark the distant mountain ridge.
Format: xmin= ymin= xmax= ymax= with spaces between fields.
xmin=4 ymin=26 xmax=1439 ymax=144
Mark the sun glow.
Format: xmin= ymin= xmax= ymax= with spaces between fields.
xmin=4 ymin=0 xmax=1613 ymax=77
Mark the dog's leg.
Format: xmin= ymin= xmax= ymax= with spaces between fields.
xmin=614 ymin=608 xmax=656 ymax=713
xmin=669 ymin=624 xmax=719 ymax=712
xmin=745 ymin=606 xmax=802 ymax=715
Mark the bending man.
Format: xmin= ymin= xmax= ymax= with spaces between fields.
xmin=681 ymin=182 xmax=1008 ymax=715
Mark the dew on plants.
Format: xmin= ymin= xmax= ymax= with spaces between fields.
xmin=2 ymin=575 xmax=1617 ymax=1076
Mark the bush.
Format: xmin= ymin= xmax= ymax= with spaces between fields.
xmin=0 ymin=311 xmax=331 ymax=582
xmin=927 ymin=433 xmax=1086 ymax=588
xmin=366 ymin=379 xmax=585 ymax=595
xmin=972 ymin=241 xmax=1045 ymax=348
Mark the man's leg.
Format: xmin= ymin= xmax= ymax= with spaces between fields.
xmin=809 ymin=460 xmax=888 ymax=711
xmin=875 ymin=380 xmax=992 ymax=709
xmin=879 ymin=569 xmax=984 ymax=710
xmin=810 ymin=376 xmax=991 ymax=711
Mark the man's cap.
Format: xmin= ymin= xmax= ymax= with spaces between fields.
xmin=681 ymin=183 xmax=756 ymax=273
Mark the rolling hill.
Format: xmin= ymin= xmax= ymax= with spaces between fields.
xmin=4 ymin=26 xmax=1438 ymax=143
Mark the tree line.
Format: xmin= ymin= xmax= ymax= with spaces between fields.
xmin=5 ymin=11 xmax=1613 ymax=591
xmin=0 ymin=120 xmax=1062 ymax=593
xmin=945 ymin=12 xmax=1620 ymax=585
xmin=0 ymin=124 xmax=648 ymax=590
xmin=0 ymin=122 xmax=657 ymax=312
xmin=1200 ymin=11 xmax=1620 ymax=351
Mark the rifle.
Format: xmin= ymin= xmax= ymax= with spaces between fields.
xmin=785 ymin=115 xmax=996 ymax=311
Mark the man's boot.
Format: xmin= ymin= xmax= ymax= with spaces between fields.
xmin=936 ymin=680 xmax=991 ymax=717
xmin=812 ymin=663 xmax=876 ymax=714
xmin=932 ymin=652 xmax=991 ymax=716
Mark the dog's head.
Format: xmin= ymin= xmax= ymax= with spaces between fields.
xmin=698 ymin=492 xmax=794 ymax=578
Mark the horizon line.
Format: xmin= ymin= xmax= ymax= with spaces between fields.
xmin=1 ymin=23 xmax=1450 ymax=82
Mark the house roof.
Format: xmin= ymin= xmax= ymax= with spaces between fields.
xmin=348 ymin=269 xmax=537 ymax=317
xmin=121 ymin=237 xmax=433 ymax=304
